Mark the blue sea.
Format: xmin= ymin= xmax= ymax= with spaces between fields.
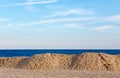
xmin=0 ymin=49 xmax=120 ymax=57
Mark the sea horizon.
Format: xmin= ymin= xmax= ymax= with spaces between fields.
xmin=0 ymin=49 xmax=120 ymax=57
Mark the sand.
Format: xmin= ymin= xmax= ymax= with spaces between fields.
xmin=0 ymin=52 xmax=120 ymax=71
xmin=0 ymin=52 xmax=120 ymax=78
xmin=0 ymin=67 xmax=120 ymax=78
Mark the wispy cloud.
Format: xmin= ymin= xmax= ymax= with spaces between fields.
xmin=105 ymin=15 xmax=120 ymax=23
xmin=24 ymin=3 xmax=38 ymax=12
xmin=0 ymin=19 xmax=4 ymax=22
xmin=1 ymin=0 xmax=58 ymax=7
xmin=43 ymin=8 xmax=95 ymax=18
xmin=45 ymin=5 xmax=66 ymax=10
xmin=18 ymin=17 xmax=100 ymax=27
xmin=92 ymin=25 xmax=116 ymax=32
xmin=0 ymin=18 xmax=9 ymax=22
xmin=65 ymin=23 xmax=84 ymax=29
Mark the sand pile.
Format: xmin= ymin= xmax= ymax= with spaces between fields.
xmin=16 ymin=53 xmax=74 ymax=69
xmin=0 ymin=53 xmax=120 ymax=71
xmin=0 ymin=57 xmax=26 ymax=67
xmin=73 ymin=53 xmax=117 ymax=71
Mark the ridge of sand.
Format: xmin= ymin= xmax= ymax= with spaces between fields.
xmin=0 ymin=52 xmax=120 ymax=71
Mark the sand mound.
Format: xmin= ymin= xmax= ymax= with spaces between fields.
xmin=72 ymin=53 xmax=116 ymax=71
xmin=16 ymin=53 xmax=74 ymax=69
xmin=0 ymin=53 xmax=120 ymax=71
xmin=0 ymin=57 xmax=26 ymax=67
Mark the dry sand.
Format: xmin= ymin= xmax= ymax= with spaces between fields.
xmin=0 ymin=52 xmax=120 ymax=78
xmin=0 ymin=67 xmax=120 ymax=78
xmin=0 ymin=52 xmax=120 ymax=71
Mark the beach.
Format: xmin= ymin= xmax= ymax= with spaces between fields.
xmin=0 ymin=53 xmax=120 ymax=78
xmin=0 ymin=67 xmax=120 ymax=78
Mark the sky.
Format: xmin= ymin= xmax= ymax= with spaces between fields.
xmin=0 ymin=0 xmax=120 ymax=49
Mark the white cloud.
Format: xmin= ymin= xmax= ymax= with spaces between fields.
xmin=65 ymin=23 xmax=84 ymax=29
xmin=1 ymin=0 xmax=58 ymax=7
xmin=0 ymin=19 xmax=4 ymax=22
xmin=24 ymin=5 xmax=36 ymax=12
xmin=0 ymin=18 xmax=9 ymax=22
xmin=105 ymin=15 xmax=120 ymax=23
xmin=92 ymin=25 xmax=116 ymax=32
xmin=68 ymin=8 xmax=95 ymax=15
xmin=45 ymin=5 xmax=66 ymax=9
xmin=18 ymin=17 xmax=100 ymax=27
xmin=43 ymin=8 xmax=95 ymax=18
xmin=61 ymin=8 xmax=95 ymax=15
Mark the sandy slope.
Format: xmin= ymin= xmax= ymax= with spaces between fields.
xmin=0 ymin=53 xmax=120 ymax=71
xmin=0 ymin=67 xmax=120 ymax=78
xmin=0 ymin=53 xmax=120 ymax=78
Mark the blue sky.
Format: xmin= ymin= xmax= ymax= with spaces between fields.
xmin=0 ymin=0 xmax=120 ymax=49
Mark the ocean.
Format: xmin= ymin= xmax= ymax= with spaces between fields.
xmin=0 ymin=49 xmax=120 ymax=57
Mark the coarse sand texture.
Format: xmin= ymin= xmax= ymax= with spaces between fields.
xmin=0 ymin=53 xmax=120 ymax=71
